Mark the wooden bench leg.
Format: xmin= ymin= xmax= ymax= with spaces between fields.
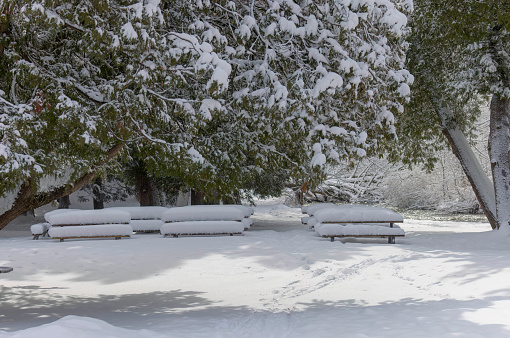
xmin=60 ymin=239 xmax=64 ymax=242
xmin=172 ymin=234 xmax=178 ymax=238
xmin=330 ymin=237 xmax=335 ymax=242
xmin=388 ymin=236 xmax=395 ymax=244
xmin=33 ymin=234 xmax=39 ymax=240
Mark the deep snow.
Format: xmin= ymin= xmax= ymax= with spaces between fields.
xmin=1 ymin=203 xmax=510 ymax=337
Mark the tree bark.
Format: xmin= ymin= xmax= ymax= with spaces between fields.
xmin=438 ymin=106 xmax=498 ymax=229
xmin=137 ymin=175 xmax=154 ymax=206
xmin=57 ymin=195 xmax=71 ymax=209
xmin=489 ymin=95 xmax=510 ymax=230
xmin=92 ymin=177 xmax=104 ymax=209
xmin=0 ymin=143 xmax=125 ymax=230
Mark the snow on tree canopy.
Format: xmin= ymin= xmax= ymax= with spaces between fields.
xmin=0 ymin=0 xmax=412 ymax=219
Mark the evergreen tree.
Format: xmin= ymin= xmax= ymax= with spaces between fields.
xmin=0 ymin=0 xmax=412 ymax=229
xmin=403 ymin=0 xmax=510 ymax=229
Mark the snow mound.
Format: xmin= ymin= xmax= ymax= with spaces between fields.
xmin=314 ymin=205 xmax=403 ymax=223
xmin=315 ymin=223 xmax=405 ymax=236
xmin=48 ymin=224 xmax=133 ymax=238
xmin=108 ymin=206 xmax=168 ymax=220
xmin=160 ymin=221 xmax=244 ymax=236
xmin=129 ymin=219 xmax=164 ymax=232
xmin=0 ymin=315 xmax=163 ymax=338
xmin=161 ymin=206 xmax=245 ymax=222
xmin=301 ymin=203 xmax=336 ymax=215
xmin=30 ymin=222 xmax=51 ymax=235
xmin=43 ymin=209 xmax=82 ymax=223
xmin=46 ymin=210 xmax=131 ymax=225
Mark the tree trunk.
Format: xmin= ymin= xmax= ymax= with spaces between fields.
xmin=92 ymin=177 xmax=104 ymax=209
xmin=57 ymin=195 xmax=71 ymax=209
xmin=0 ymin=143 xmax=125 ymax=230
xmin=489 ymin=95 xmax=510 ymax=230
xmin=137 ymin=175 xmax=154 ymax=206
xmin=438 ymin=106 xmax=498 ymax=229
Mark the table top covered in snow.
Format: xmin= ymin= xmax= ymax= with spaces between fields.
xmin=313 ymin=205 xmax=403 ymax=223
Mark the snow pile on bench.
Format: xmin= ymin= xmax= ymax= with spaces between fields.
xmin=49 ymin=224 xmax=133 ymax=240
xmin=30 ymin=222 xmax=51 ymax=240
xmin=44 ymin=209 xmax=81 ymax=223
xmin=241 ymin=218 xmax=253 ymax=230
xmin=316 ymin=223 xmax=405 ymax=237
xmin=160 ymin=205 xmax=251 ymax=237
xmin=107 ymin=206 xmax=168 ymax=232
xmin=129 ymin=219 xmax=164 ymax=232
xmin=160 ymin=221 xmax=244 ymax=237
xmin=46 ymin=209 xmax=131 ymax=226
xmin=45 ymin=209 xmax=132 ymax=242
xmin=161 ymin=206 xmax=245 ymax=222
xmin=313 ymin=205 xmax=403 ymax=224
xmin=107 ymin=206 xmax=168 ymax=220
xmin=303 ymin=204 xmax=405 ymax=243
xmin=301 ymin=203 xmax=336 ymax=216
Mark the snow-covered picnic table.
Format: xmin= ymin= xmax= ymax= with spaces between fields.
xmin=303 ymin=204 xmax=405 ymax=243
xmin=108 ymin=206 xmax=167 ymax=232
xmin=46 ymin=209 xmax=133 ymax=242
xmin=160 ymin=205 xmax=251 ymax=237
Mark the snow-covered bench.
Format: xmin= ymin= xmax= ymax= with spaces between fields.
xmin=46 ymin=209 xmax=132 ymax=242
xmin=160 ymin=205 xmax=248 ymax=237
xmin=301 ymin=203 xmax=336 ymax=216
xmin=311 ymin=205 xmax=405 ymax=243
xmin=108 ymin=206 xmax=167 ymax=232
xmin=30 ymin=222 xmax=51 ymax=240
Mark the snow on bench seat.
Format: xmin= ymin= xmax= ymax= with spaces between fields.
xmin=107 ymin=206 xmax=168 ymax=220
xmin=301 ymin=203 xmax=336 ymax=216
xmin=129 ymin=219 xmax=164 ymax=232
xmin=301 ymin=217 xmax=317 ymax=229
xmin=161 ymin=206 xmax=246 ymax=223
xmin=313 ymin=205 xmax=403 ymax=224
xmin=44 ymin=209 xmax=81 ymax=223
xmin=315 ymin=223 xmax=405 ymax=243
xmin=46 ymin=209 xmax=131 ymax=226
xmin=160 ymin=221 xmax=244 ymax=237
xmin=30 ymin=222 xmax=51 ymax=240
xmin=48 ymin=224 xmax=132 ymax=242
xmin=241 ymin=218 xmax=253 ymax=230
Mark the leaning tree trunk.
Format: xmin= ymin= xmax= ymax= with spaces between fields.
xmin=438 ymin=106 xmax=498 ymax=229
xmin=0 ymin=143 xmax=125 ymax=230
xmin=489 ymin=95 xmax=510 ymax=230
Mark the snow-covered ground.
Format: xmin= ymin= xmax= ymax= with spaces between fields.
xmin=1 ymin=204 xmax=510 ymax=337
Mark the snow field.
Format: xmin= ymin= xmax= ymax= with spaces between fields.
xmin=1 ymin=206 xmax=510 ymax=337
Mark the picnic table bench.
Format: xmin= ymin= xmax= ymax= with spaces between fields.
xmin=306 ymin=204 xmax=405 ymax=244
xmin=46 ymin=209 xmax=132 ymax=242
xmin=160 ymin=205 xmax=249 ymax=237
